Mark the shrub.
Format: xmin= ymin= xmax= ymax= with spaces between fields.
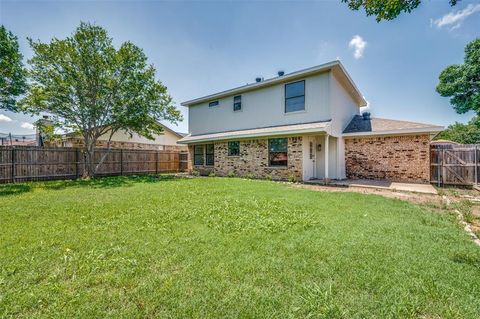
xmin=288 ymin=175 xmax=297 ymax=183
xmin=246 ymin=173 xmax=255 ymax=180
xmin=227 ymin=171 xmax=236 ymax=178
xmin=208 ymin=171 xmax=216 ymax=177
xmin=265 ymin=174 xmax=272 ymax=181
xmin=191 ymin=170 xmax=200 ymax=176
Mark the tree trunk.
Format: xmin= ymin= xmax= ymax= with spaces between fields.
xmin=83 ymin=141 xmax=96 ymax=178
xmin=93 ymin=131 xmax=115 ymax=175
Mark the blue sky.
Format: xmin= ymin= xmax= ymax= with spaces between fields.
xmin=0 ymin=0 xmax=479 ymax=135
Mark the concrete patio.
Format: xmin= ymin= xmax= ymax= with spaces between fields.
xmin=305 ymin=179 xmax=437 ymax=195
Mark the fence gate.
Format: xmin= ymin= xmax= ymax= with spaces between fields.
xmin=431 ymin=144 xmax=479 ymax=186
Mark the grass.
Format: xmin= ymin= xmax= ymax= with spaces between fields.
xmin=1 ymin=176 xmax=480 ymax=318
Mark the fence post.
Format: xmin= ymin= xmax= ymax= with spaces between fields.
xmin=120 ymin=149 xmax=124 ymax=176
xmin=11 ymin=147 xmax=16 ymax=183
xmin=75 ymin=148 xmax=80 ymax=179
xmin=436 ymin=149 xmax=441 ymax=187
xmin=155 ymin=151 xmax=159 ymax=174
xmin=475 ymin=145 xmax=478 ymax=186
xmin=441 ymin=149 xmax=445 ymax=187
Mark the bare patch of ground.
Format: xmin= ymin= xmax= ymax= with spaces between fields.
xmin=292 ymin=182 xmax=480 ymax=247
xmin=291 ymin=183 xmax=444 ymax=205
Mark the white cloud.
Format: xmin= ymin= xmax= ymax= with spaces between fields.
xmin=21 ymin=122 xmax=35 ymax=130
xmin=349 ymin=35 xmax=367 ymax=59
xmin=433 ymin=4 xmax=480 ymax=30
xmin=0 ymin=114 xmax=13 ymax=122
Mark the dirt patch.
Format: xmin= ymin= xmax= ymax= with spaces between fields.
xmin=291 ymin=183 xmax=444 ymax=206
xmin=472 ymin=205 xmax=480 ymax=219
xmin=291 ymin=183 xmax=480 ymax=247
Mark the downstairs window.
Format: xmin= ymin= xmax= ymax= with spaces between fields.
xmin=268 ymin=138 xmax=288 ymax=167
xmin=206 ymin=144 xmax=214 ymax=166
xmin=194 ymin=145 xmax=204 ymax=165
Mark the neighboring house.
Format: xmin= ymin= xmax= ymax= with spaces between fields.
xmin=0 ymin=133 xmax=37 ymax=146
xmin=178 ymin=61 xmax=442 ymax=182
xmin=47 ymin=123 xmax=187 ymax=151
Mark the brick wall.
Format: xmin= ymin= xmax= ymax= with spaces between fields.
xmin=189 ymin=136 xmax=303 ymax=181
xmin=344 ymin=134 xmax=430 ymax=182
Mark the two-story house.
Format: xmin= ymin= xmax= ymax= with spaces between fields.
xmin=178 ymin=61 xmax=442 ymax=182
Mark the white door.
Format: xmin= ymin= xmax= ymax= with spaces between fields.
xmin=315 ymin=136 xmax=325 ymax=179
xmin=302 ymin=136 xmax=316 ymax=180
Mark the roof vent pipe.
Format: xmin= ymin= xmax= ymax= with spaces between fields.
xmin=362 ymin=112 xmax=371 ymax=120
xmin=278 ymin=71 xmax=285 ymax=76
xmin=255 ymin=77 xmax=263 ymax=83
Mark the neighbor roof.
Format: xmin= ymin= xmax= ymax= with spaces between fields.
xmin=343 ymin=115 xmax=443 ymax=136
xmin=178 ymin=121 xmax=331 ymax=144
xmin=181 ymin=60 xmax=367 ymax=107
xmin=62 ymin=122 xmax=185 ymax=139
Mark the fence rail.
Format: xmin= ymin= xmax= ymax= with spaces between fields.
xmin=0 ymin=146 xmax=189 ymax=184
xmin=430 ymin=144 xmax=479 ymax=186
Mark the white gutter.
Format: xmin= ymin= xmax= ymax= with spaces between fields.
xmin=178 ymin=126 xmax=331 ymax=144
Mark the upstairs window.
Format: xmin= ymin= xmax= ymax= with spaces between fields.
xmin=228 ymin=141 xmax=240 ymax=156
xmin=285 ymin=80 xmax=305 ymax=113
xmin=233 ymin=95 xmax=242 ymax=111
xmin=194 ymin=145 xmax=204 ymax=165
xmin=209 ymin=101 xmax=219 ymax=107
xmin=268 ymin=138 xmax=288 ymax=167
xmin=206 ymin=144 xmax=214 ymax=166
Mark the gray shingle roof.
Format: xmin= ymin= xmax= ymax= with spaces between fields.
xmin=343 ymin=115 xmax=443 ymax=135
xmin=178 ymin=121 xmax=331 ymax=144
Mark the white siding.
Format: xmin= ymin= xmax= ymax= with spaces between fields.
xmin=329 ymin=72 xmax=359 ymax=180
xmin=329 ymin=72 xmax=360 ymax=137
xmin=336 ymin=137 xmax=346 ymax=179
xmin=189 ymin=72 xmax=331 ymax=136
xmin=328 ymin=136 xmax=338 ymax=178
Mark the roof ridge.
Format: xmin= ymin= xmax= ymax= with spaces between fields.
xmin=368 ymin=116 xmax=442 ymax=128
xmin=181 ymin=61 xmax=367 ymax=107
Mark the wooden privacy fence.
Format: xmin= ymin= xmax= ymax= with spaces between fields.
xmin=0 ymin=146 xmax=189 ymax=184
xmin=430 ymin=144 xmax=479 ymax=186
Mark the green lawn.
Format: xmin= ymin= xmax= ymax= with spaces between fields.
xmin=1 ymin=176 xmax=479 ymax=318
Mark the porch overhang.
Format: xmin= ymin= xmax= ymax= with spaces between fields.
xmin=178 ymin=121 xmax=331 ymax=144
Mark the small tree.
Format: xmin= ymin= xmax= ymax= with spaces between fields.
xmin=20 ymin=22 xmax=181 ymax=177
xmin=0 ymin=25 xmax=27 ymax=111
xmin=342 ymin=0 xmax=458 ymax=22
xmin=437 ymin=38 xmax=480 ymax=115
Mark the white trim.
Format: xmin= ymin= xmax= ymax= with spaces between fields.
xmin=342 ymin=127 xmax=443 ymax=138
xmin=181 ymin=61 xmax=367 ymax=107
xmin=284 ymin=110 xmax=307 ymax=116
xmin=324 ymin=134 xmax=329 ymax=179
xmin=179 ymin=126 xmax=330 ymax=144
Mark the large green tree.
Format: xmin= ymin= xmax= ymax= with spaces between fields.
xmin=20 ymin=22 xmax=182 ymax=177
xmin=342 ymin=0 xmax=458 ymax=22
xmin=0 ymin=25 xmax=27 ymax=111
xmin=437 ymin=38 xmax=480 ymax=115
xmin=435 ymin=116 xmax=480 ymax=144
